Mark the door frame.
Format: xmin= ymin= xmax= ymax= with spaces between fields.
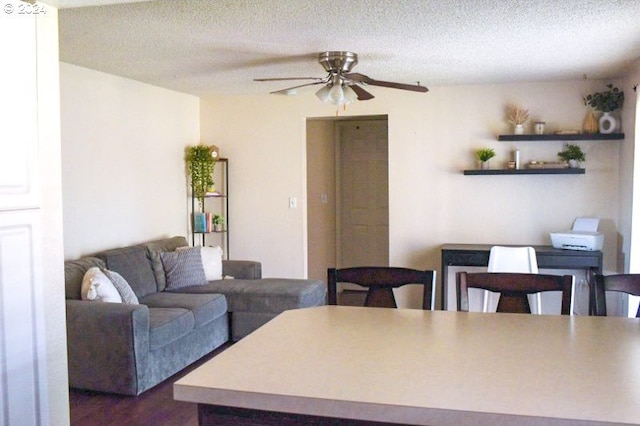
xmin=305 ymin=114 xmax=389 ymax=283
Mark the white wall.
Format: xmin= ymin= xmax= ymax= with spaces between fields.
xmin=201 ymin=80 xmax=628 ymax=302
xmin=60 ymin=64 xmax=200 ymax=259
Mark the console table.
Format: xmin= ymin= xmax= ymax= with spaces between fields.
xmin=440 ymin=244 xmax=603 ymax=310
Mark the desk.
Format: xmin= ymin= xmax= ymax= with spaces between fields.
xmin=441 ymin=244 xmax=603 ymax=310
xmin=174 ymin=306 xmax=639 ymax=426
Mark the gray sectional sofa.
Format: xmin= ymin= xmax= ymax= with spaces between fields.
xmin=64 ymin=236 xmax=325 ymax=395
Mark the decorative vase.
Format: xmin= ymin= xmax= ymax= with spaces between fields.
xmin=582 ymin=110 xmax=599 ymax=134
xmin=599 ymin=112 xmax=617 ymax=134
xmin=480 ymin=161 xmax=490 ymax=170
xmin=514 ymin=124 xmax=524 ymax=135
xmin=568 ymin=159 xmax=579 ymax=169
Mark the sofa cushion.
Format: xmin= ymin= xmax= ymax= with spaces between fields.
xmin=97 ymin=245 xmax=158 ymax=298
xmin=144 ymin=236 xmax=189 ymax=292
xmin=81 ymin=267 xmax=122 ymax=303
xmin=171 ymin=278 xmax=326 ymax=314
xmin=148 ymin=308 xmax=194 ymax=351
xmin=65 ymin=257 xmax=106 ymax=300
xmin=140 ymin=292 xmax=227 ymax=328
xmin=102 ymin=269 xmax=139 ymax=304
xmin=160 ymin=248 xmax=207 ymax=290
xmin=178 ymin=245 xmax=223 ymax=281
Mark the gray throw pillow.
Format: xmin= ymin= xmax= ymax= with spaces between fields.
xmin=102 ymin=268 xmax=139 ymax=305
xmin=160 ymin=247 xmax=207 ymax=290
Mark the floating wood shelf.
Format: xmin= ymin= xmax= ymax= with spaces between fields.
xmin=497 ymin=133 xmax=624 ymax=142
xmin=463 ymin=168 xmax=585 ymax=175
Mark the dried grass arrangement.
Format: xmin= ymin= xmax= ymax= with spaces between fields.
xmin=506 ymin=105 xmax=530 ymax=125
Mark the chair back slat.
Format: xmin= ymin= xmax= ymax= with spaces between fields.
xmin=457 ymin=272 xmax=574 ymax=315
xmin=327 ymin=267 xmax=435 ymax=310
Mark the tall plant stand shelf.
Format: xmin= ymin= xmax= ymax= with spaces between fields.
xmin=191 ymin=158 xmax=229 ymax=259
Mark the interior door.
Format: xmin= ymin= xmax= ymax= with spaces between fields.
xmin=0 ymin=12 xmax=50 ymax=425
xmin=337 ymin=119 xmax=389 ymax=268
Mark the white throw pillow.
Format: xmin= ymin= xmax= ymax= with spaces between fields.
xmin=177 ymin=245 xmax=223 ymax=281
xmin=201 ymin=246 xmax=223 ymax=280
xmin=81 ymin=267 xmax=122 ymax=303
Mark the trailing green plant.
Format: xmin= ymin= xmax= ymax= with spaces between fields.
xmin=476 ymin=148 xmax=496 ymax=162
xmin=185 ymin=144 xmax=217 ymax=207
xmin=212 ymin=214 xmax=225 ymax=225
xmin=583 ymin=84 xmax=624 ymax=112
xmin=557 ymin=144 xmax=585 ymax=162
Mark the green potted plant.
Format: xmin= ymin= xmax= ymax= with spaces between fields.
xmin=186 ymin=144 xmax=217 ymax=208
xmin=558 ymin=144 xmax=585 ymax=168
xmin=584 ymin=84 xmax=624 ymax=113
xmin=583 ymin=84 xmax=624 ymax=134
xmin=212 ymin=214 xmax=225 ymax=232
xmin=476 ymin=148 xmax=496 ymax=170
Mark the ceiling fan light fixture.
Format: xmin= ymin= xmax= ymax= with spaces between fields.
xmin=316 ymin=83 xmax=357 ymax=105
xmin=342 ymin=85 xmax=357 ymax=104
xmin=315 ymin=85 xmax=333 ymax=103
xmin=328 ymin=84 xmax=344 ymax=104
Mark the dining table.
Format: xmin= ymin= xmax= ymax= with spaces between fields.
xmin=174 ymin=305 xmax=640 ymax=426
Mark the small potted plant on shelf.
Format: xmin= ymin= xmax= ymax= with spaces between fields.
xmin=583 ymin=84 xmax=624 ymax=134
xmin=186 ymin=144 xmax=217 ymax=208
xmin=506 ymin=105 xmax=530 ymax=135
xmin=212 ymin=214 xmax=225 ymax=232
xmin=557 ymin=144 xmax=585 ymax=168
xmin=476 ymin=148 xmax=496 ymax=170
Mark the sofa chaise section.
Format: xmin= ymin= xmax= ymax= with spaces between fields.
xmin=172 ymin=277 xmax=326 ymax=340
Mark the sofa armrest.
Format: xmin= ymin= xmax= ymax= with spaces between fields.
xmin=222 ymin=260 xmax=262 ymax=279
xmin=65 ymin=299 xmax=150 ymax=395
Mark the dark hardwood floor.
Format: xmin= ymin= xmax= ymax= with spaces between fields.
xmin=69 ymin=343 xmax=231 ymax=426
xmin=69 ymin=293 xmax=366 ymax=426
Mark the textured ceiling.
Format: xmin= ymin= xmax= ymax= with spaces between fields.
xmin=58 ymin=0 xmax=640 ymax=97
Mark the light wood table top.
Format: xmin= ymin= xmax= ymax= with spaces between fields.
xmin=174 ymin=306 xmax=640 ymax=426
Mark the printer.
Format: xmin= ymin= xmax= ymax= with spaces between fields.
xmin=550 ymin=217 xmax=604 ymax=251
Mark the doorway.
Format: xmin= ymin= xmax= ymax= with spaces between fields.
xmin=306 ymin=116 xmax=389 ymax=283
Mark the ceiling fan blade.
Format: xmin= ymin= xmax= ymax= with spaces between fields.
xmin=350 ymin=84 xmax=375 ymax=101
xmin=270 ymin=81 xmax=326 ymax=95
xmin=254 ymin=77 xmax=324 ymax=82
xmin=345 ymin=73 xmax=428 ymax=93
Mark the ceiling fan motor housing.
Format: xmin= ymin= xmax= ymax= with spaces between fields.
xmin=318 ymin=51 xmax=358 ymax=73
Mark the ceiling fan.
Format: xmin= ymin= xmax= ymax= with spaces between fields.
xmin=254 ymin=51 xmax=428 ymax=105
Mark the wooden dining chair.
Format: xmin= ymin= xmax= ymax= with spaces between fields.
xmin=592 ymin=274 xmax=640 ymax=317
xmin=456 ymin=272 xmax=574 ymax=315
xmin=327 ymin=267 xmax=436 ymax=310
